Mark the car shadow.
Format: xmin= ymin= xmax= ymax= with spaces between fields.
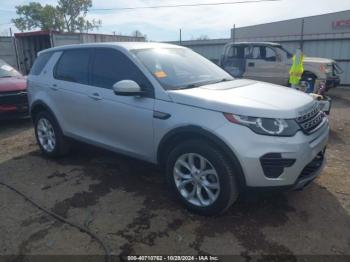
xmin=0 ymin=118 xmax=33 ymax=140
xmin=1 ymin=142 xmax=350 ymax=257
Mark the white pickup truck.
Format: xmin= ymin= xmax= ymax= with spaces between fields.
xmin=219 ymin=42 xmax=342 ymax=91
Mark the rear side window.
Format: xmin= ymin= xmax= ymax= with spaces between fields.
xmin=91 ymin=48 xmax=153 ymax=92
xmin=227 ymin=46 xmax=250 ymax=59
xmin=54 ymin=49 xmax=90 ymax=84
xmin=30 ymin=52 xmax=54 ymax=75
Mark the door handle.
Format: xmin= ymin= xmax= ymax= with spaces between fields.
xmin=248 ymin=62 xmax=255 ymax=67
xmin=50 ymin=84 xmax=59 ymax=91
xmin=88 ymin=93 xmax=102 ymax=101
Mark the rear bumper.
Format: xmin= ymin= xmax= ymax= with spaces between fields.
xmin=0 ymin=91 xmax=29 ymax=120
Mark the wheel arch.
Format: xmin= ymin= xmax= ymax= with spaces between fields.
xmin=157 ymin=125 xmax=246 ymax=188
xmin=302 ymin=70 xmax=318 ymax=80
xmin=30 ymin=100 xmax=58 ymax=123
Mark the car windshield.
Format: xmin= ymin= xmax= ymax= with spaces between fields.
xmin=132 ymin=48 xmax=234 ymax=90
xmin=0 ymin=60 xmax=22 ymax=78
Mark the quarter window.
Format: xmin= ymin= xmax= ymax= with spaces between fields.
xmin=30 ymin=52 xmax=54 ymax=75
xmin=55 ymin=49 xmax=90 ymax=84
xmin=91 ymin=48 xmax=152 ymax=92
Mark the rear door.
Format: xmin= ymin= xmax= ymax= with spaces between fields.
xmin=51 ymin=48 xmax=93 ymax=138
xmin=221 ymin=44 xmax=249 ymax=77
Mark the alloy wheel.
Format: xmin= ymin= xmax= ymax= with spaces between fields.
xmin=37 ymin=118 xmax=56 ymax=152
xmin=173 ymin=153 xmax=220 ymax=207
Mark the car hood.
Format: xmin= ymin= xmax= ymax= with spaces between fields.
xmin=167 ymin=79 xmax=315 ymax=118
xmin=304 ymin=56 xmax=335 ymax=64
xmin=0 ymin=76 xmax=27 ymax=92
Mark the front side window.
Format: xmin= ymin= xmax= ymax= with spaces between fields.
xmin=54 ymin=49 xmax=90 ymax=84
xmin=91 ymin=48 xmax=153 ymax=93
xmin=133 ymin=48 xmax=233 ymax=90
xmin=265 ymin=47 xmax=277 ymax=61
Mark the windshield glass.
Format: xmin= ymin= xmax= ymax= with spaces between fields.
xmin=0 ymin=60 xmax=22 ymax=78
xmin=276 ymin=46 xmax=293 ymax=59
xmin=132 ymin=48 xmax=234 ymax=90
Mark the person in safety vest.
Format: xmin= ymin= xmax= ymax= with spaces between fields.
xmin=289 ymin=48 xmax=304 ymax=89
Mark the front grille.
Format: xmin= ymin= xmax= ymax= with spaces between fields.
xmin=296 ymin=103 xmax=325 ymax=134
xmin=299 ymin=150 xmax=325 ymax=179
xmin=0 ymin=91 xmax=28 ymax=105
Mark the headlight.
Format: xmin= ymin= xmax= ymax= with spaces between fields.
xmin=223 ymin=113 xmax=300 ymax=136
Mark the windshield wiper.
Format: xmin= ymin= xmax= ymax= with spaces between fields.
xmin=212 ymin=78 xmax=233 ymax=84
xmin=176 ymin=78 xmax=233 ymax=90
xmin=177 ymin=82 xmax=208 ymax=90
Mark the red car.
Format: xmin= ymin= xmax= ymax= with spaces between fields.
xmin=0 ymin=59 xmax=28 ymax=120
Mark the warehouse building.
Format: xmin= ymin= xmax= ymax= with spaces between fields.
xmin=175 ymin=10 xmax=350 ymax=86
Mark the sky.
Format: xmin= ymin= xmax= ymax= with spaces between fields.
xmin=0 ymin=0 xmax=350 ymax=41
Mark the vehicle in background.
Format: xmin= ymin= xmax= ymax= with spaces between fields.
xmin=219 ymin=42 xmax=342 ymax=91
xmin=0 ymin=59 xmax=28 ymax=120
xmin=28 ymin=43 xmax=329 ymax=215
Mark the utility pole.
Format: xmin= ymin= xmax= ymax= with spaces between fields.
xmin=231 ymin=24 xmax=236 ymax=42
xmin=179 ymin=29 xmax=182 ymax=45
xmin=10 ymin=27 xmax=21 ymax=72
xmin=300 ymin=18 xmax=305 ymax=51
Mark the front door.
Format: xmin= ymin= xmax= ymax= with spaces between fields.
xmin=244 ymin=45 xmax=288 ymax=85
xmin=85 ymin=48 xmax=155 ymax=161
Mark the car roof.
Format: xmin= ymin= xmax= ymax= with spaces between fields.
xmin=39 ymin=42 xmax=184 ymax=55
xmin=227 ymin=42 xmax=282 ymax=46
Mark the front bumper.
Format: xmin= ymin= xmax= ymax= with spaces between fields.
xmin=0 ymin=91 xmax=29 ymax=120
xmin=215 ymin=120 xmax=329 ymax=188
xmin=325 ymin=76 xmax=340 ymax=90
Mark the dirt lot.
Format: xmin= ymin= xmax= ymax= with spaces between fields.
xmin=0 ymin=88 xmax=350 ymax=261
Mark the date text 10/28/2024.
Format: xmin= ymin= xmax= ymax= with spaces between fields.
xmin=127 ymin=256 xmax=220 ymax=261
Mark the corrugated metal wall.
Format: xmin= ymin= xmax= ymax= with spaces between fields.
xmin=180 ymin=38 xmax=350 ymax=85
xmin=52 ymin=33 xmax=145 ymax=47
xmin=176 ymin=10 xmax=350 ymax=85
xmin=0 ymin=37 xmax=18 ymax=69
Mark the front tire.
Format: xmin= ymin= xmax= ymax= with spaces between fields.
xmin=34 ymin=111 xmax=70 ymax=157
xmin=166 ymin=140 xmax=239 ymax=215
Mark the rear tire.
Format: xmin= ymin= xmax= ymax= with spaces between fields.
xmin=34 ymin=111 xmax=70 ymax=157
xmin=165 ymin=140 xmax=239 ymax=216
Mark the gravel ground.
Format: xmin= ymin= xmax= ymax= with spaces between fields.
xmin=0 ymin=88 xmax=350 ymax=261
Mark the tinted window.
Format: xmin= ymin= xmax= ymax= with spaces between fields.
xmin=55 ymin=49 xmax=90 ymax=84
xmin=30 ymin=52 xmax=54 ymax=75
xmin=91 ymin=48 xmax=153 ymax=92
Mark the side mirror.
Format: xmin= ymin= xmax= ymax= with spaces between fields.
xmin=112 ymin=80 xmax=144 ymax=96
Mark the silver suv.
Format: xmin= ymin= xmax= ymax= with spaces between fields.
xmin=28 ymin=42 xmax=329 ymax=215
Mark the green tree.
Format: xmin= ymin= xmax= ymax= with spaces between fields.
xmin=12 ymin=0 xmax=101 ymax=32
